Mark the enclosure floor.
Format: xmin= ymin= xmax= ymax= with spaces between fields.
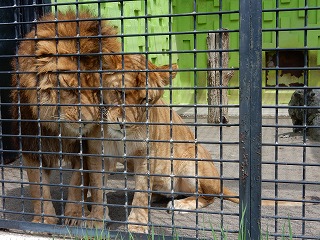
xmin=1 ymin=117 xmax=319 ymax=239
xmin=174 ymin=106 xmax=290 ymax=118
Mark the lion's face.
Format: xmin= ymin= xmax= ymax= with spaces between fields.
xmin=12 ymin=10 xmax=121 ymax=136
xmin=102 ymin=55 xmax=177 ymax=137
xmin=35 ymin=70 xmax=100 ymax=136
xmin=34 ymin=35 xmax=101 ymax=135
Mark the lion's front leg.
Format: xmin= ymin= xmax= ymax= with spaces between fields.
xmin=24 ymin=155 xmax=58 ymax=225
xmin=64 ymin=159 xmax=90 ymax=226
xmin=128 ymin=160 xmax=153 ymax=234
xmin=85 ymin=154 xmax=110 ymax=229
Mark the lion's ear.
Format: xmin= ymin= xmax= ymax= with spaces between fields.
xmin=156 ymin=63 xmax=178 ymax=86
xmin=140 ymin=58 xmax=178 ymax=87
xmin=136 ymin=60 xmax=178 ymax=102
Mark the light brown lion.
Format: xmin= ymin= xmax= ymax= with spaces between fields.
xmin=11 ymin=10 xmax=120 ymax=226
xmin=87 ymin=54 xmax=305 ymax=233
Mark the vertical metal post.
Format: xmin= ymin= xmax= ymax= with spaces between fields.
xmin=239 ymin=1 xmax=262 ymax=239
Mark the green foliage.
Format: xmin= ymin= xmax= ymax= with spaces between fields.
xmin=59 ymin=217 xmax=296 ymax=240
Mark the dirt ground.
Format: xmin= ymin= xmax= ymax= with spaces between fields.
xmin=0 ymin=116 xmax=319 ymax=239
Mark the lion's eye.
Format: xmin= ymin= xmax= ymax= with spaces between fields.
xmin=57 ymin=74 xmax=79 ymax=96
xmin=66 ymin=88 xmax=78 ymax=96
xmin=36 ymin=53 xmax=54 ymax=59
xmin=70 ymin=89 xmax=78 ymax=95
xmin=140 ymin=97 xmax=152 ymax=104
xmin=38 ymin=88 xmax=51 ymax=95
xmin=115 ymin=89 xmax=124 ymax=98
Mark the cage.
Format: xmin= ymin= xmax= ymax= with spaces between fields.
xmin=0 ymin=0 xmax=319 ymax=239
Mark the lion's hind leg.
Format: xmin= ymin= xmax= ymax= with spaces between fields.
xmin=166 ymin=174 xmax=216 ymax=214
xmin=167 ymin=195 xmax=215 ymax=214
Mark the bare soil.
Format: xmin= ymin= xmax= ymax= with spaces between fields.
xmin=1 ymin=117 xmax=319 ymax=239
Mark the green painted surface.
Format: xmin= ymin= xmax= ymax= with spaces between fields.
xmin=172 ymin=0 xmax=240 ymax=104
xmin=261 ymin=0 xmax=320 ymax=104
xmin=172 ymin=0 xmax=320 ymax=105
xmin=53 ymin=0 xmax=320 ymax=105
xmin=52 ymin=0 xmax=179 ymax=103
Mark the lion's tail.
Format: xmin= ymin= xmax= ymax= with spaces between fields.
xmin=261 ymin=200 xmax=301 ymax=206
xmin=222 ymin=187 xmax=240 ymax=204
xmin=222 ymin=187 xmax=317 ymax=206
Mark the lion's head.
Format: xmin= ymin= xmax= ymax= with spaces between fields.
xmin=11 ymin=10 xmax=120 ymax=136
xmin=102 ymin=54 xmax=177 ymax=136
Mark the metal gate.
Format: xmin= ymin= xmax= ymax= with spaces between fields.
xmin=0 ymin=0 xmax=319 ymax=239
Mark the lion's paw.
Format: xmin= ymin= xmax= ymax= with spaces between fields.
xmin=64 ymin=204 xmax=90 ymax=226
xmin=166 ymin=199 xmax=193 ymax=214
xmin=32 ymin=216 xmax=58 ymax=225
xmin=128 ymin=224 xmax=148 ymax=234
xmin=81 ymin=213 xmax=110 ymax=229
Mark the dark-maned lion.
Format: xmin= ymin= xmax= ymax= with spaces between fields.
xmin=11 ymin=10 xmax=120 ymax=225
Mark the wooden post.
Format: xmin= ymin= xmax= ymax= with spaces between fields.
xmin=207 ymin=31 xmax=234 ymax=123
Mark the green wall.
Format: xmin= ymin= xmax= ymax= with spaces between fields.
xmin=172 ymin=0 xmax=320 ymax=104
xmin=172 ymin=0 xmax=240 ymax=104
xmin=53 ymin=0 xmax=320 ymax=105
xmin=261 ymin=0 xmax=320 ymax=104
xmin=52 ymin=0 xmax=180 ymax=104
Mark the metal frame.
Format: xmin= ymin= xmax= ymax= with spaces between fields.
xmin=239 ymin=1 xmax=262 ymax=239
xmin=0 ymin=0 xmax=319 ymax=239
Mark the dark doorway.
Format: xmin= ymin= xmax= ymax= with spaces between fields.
xmin=265 ymin=50 xmax=306 ymax=87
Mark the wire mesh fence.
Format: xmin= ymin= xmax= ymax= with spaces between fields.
xmin=0 ymin=0 xmax=319 ymax=239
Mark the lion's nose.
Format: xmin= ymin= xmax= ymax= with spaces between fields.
xmin=80 ymin=119 xmax=88 ymax=126
xmin=100 ymin=106 xmax=108 ymax=115
xmin=117 ymin=117 xmax=125 ymax=129
xmin=80 ymin=114 xmax=92 ymax=126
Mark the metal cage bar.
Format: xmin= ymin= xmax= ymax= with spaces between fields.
xmin=239 ymin=1 xmax=262 ymax=240
xmin=0 ymin=1 xmax=319 ymax=239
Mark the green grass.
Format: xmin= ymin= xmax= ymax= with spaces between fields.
xmin=57 ymin=210 xmax=295 ymax=240
xmin=58 ymin=220 xmax=295 ymax=240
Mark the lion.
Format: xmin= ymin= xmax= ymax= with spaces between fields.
xmin=11 ymin=10 xmax=120 ymax=226
xmin=86 ymin=54 xmax=309 ymax=233
xmin=92 ymin=54 xmax=238 ymax=233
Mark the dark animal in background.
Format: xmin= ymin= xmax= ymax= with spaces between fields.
xmin=288 ymin=89 xmax=320 ymax=140
xmin=306 ymin=89 xmax=320 ymax=140
xmin=288 ymin=90 xmax=307 ymax=133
